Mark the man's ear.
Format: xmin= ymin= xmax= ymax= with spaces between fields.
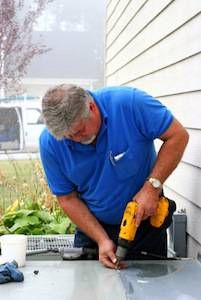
xmin=89 ymin=101 xmax=96 ymax=112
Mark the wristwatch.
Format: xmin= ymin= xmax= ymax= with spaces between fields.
xmin=147 ymin=177 xmax=163 ymax=189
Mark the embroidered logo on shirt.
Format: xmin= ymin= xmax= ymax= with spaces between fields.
xmin=109 ymin=151 xmax=126 ymax=165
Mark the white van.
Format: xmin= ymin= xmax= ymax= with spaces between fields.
xmin=0 ymin=101 xmax=45 ymax=152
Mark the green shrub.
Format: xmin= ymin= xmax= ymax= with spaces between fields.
xmin=0 ymin=158 xmax=75 ymax=235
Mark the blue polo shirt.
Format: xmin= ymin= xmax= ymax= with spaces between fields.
xmin=39 ymin=86 xmax=173 ymax=224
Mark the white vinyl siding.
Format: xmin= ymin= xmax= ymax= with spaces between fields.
xmin=105 ymin=0 xmax=201 ymax=257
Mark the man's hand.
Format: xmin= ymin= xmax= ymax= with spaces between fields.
xmin=58 ymin=193 xmax=127 ymax=269
xmin=132 ymin=182 xmax=161 ymax=227
xmin=98 ymin=239 xmax=127 ymax=269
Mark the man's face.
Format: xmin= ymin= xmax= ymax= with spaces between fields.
xmin=64 ymin=102 xmax=101 ymax=144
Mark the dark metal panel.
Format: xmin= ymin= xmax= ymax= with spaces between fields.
xmin=119 ymin=260 xmax=201 ymax=300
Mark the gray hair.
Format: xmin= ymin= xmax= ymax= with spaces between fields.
xmin=42 ymin=84 xmax=92 ymax=139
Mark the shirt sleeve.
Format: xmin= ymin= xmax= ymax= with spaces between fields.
xmin=39 ymin=130 xmax=75 ymax=196
xmin=132 ymin=88 xmax=174 ymax=139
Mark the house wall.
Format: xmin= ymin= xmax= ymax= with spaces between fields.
xmin=105 ymin=0 xmax=201 ymax=257
xmin=21 ymin=78 xmax=99 ymax=98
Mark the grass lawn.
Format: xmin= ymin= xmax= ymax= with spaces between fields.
xmin=0 ymin=159 xmax=35 ymax=178
xmin=0 ymin=159 xmax=45 ymax=213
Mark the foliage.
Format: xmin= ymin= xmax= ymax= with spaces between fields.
xmin=0 ymin=200 xmax=75 ymax=235
xmin=0 ymin=0 xmax=53 ymax=96
xmin=0 ymin=159 xmax=75 ymax=235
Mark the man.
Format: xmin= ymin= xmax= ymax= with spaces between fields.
xmin=40 ymin=84 xmax=189 ymax=269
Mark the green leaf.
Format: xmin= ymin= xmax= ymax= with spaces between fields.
xmin=13 ymin=226 xmax=32 ymax=234
xmin=28 ymin=227 xmax=45 ymax=235
xmin=9 ymin=215 xmax=40 ymax=233
xmin=67 ymin=223 xmax=76 ymax=234
xmin=46 ymin=219 xmax=70 ymax=234
xmin=35 ymin=210 xmax=53 ymax=223
xmin=2 ymin=209 xmax=35 ymax=227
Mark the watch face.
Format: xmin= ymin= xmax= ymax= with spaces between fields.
xmin=153 ymin=180 xmax=160 ymax=188
xmin=149 ymin=178 xmax=161 ymax=188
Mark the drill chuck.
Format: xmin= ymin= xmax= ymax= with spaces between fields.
xmin=116 ymin=238 xmax=131 ymax=261
xmin=116 ymin=245 xmax=127 ymax=261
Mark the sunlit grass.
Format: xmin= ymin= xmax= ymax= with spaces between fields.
xmin=0 ymin=159 xmax=47 ymax=214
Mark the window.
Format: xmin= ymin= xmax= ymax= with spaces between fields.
xmin=26 ymin=108 xmax=44 ymax=125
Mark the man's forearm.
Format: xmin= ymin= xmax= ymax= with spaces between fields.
xmin=148 ymin=121 xmax=189 ymax=184
xmin=57 ymin=193 xmax=109 ymax=246
xmin=134 ymin=120 xmax=189 ymax=225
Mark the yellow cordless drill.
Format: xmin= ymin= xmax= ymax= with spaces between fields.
xmin=116 ymin=196 xmax=171 ymax=262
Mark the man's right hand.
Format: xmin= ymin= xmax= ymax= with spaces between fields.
xmin=58 ymin=194 xmax=127 ymax=269
xmin=98 ymin=239 xmax=127 ymax=269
